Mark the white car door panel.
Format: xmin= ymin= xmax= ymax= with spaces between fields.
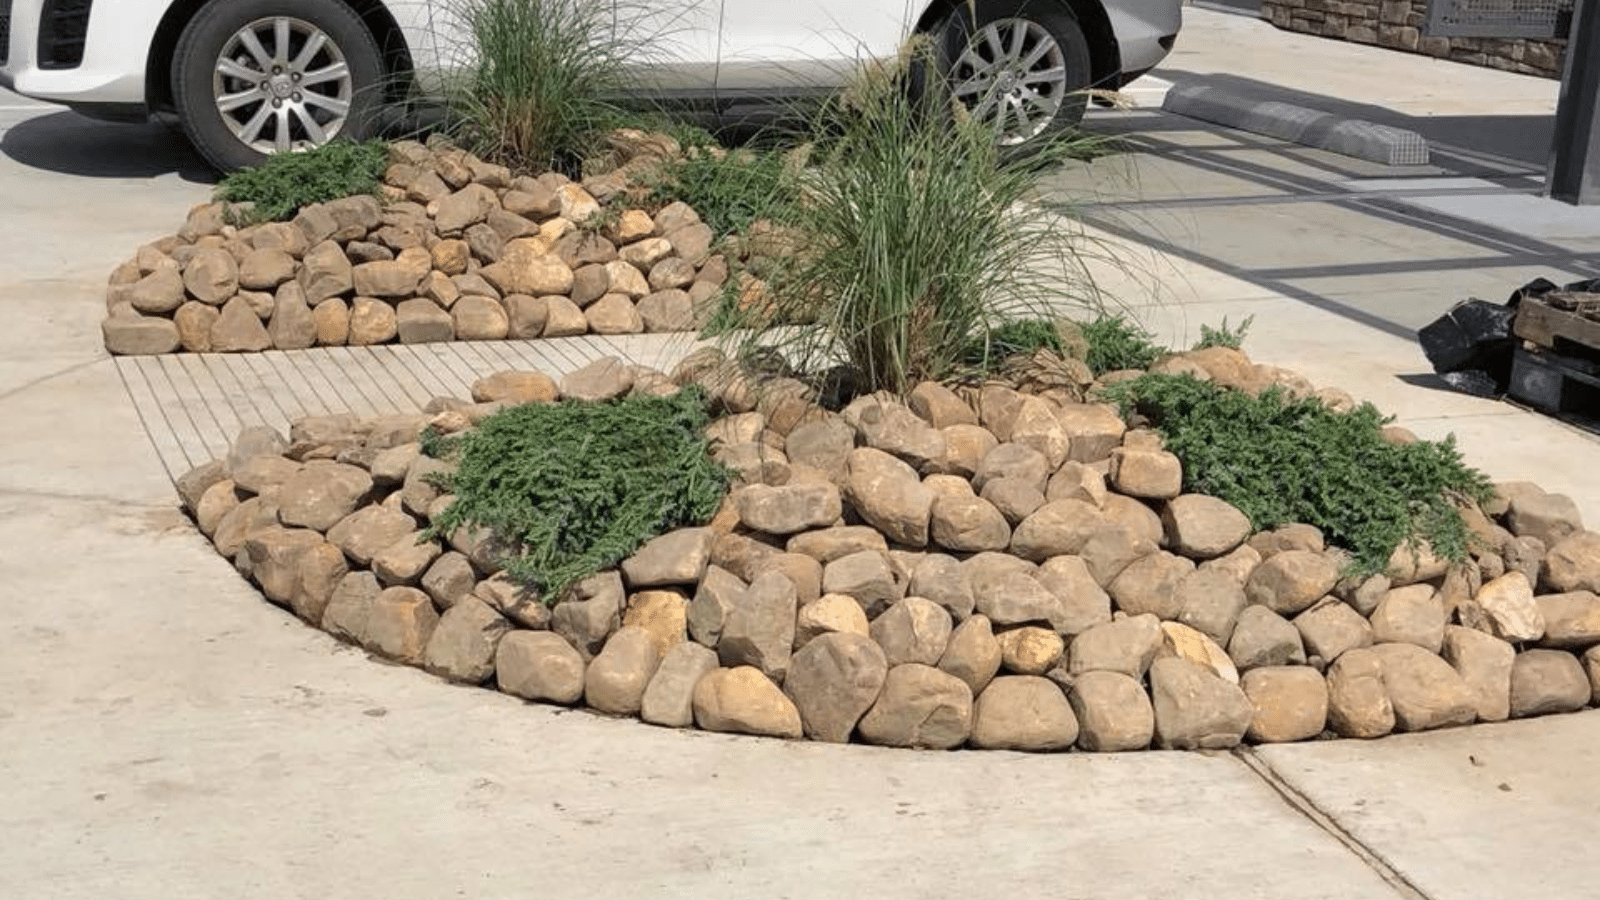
xmin=716 ymin=0 xmax=914 ymax=91
xmin=617 ymin=0 xmax=722 ymax=94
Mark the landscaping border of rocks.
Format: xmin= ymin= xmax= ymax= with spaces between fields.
xmin=178 ymin=345 xmax=1600 ymax=752
xmin=101 ymin=133 xmax=771 ymax=355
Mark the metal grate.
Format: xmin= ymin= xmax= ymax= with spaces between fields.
xmin=1424 ymin=0 xmax=1570 ymax=39
xmin=37 ymin=0 xmax=93 ymax=70
xmin=0 ymin=0 xmax=12 ymax=67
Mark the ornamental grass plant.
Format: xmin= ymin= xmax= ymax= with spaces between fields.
xmin=720 ymin=45 xmax=1116 ymax=396
xmin=435 ymin=0 xmax=645 ymax=173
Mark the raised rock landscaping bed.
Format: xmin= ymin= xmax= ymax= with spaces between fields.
xmin=101 ymin=136 xmax=739 ymax=355
xmin=175 ymin=347 xmax=1600 ymax=752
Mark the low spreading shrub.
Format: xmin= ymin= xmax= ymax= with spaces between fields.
xmin=1079 ymin=314 xmax=1164 ymax=375
xmin=640 ymin=146 xmax=802 ymax=238
xmin=1101 ymin=373 xmax=1494 ymax=574
xmin=213 ymin=139 xmax=389 ymax=223
xmin=422 ymin=388 xmax=728 ymax=601
xmin=1193 ymin=315 xmax=1254 ymax=351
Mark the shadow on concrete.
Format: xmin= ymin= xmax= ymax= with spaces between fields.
xmin=1156 ymin=70 xmax=1554 ymax=169
xmin=1 ymin=110 xmax=215 ymax=183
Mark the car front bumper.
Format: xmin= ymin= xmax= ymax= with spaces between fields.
xmin=1 ymin=0 xmax=161 ymax=108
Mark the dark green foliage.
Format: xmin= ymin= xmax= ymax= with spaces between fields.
xmin=1194 ymin=315 xmax=1254 ymax=351
xmin=1079 ymin=314 xmax=1165 ymax=375
xmin=1102 ymin=373 xmax=1494 ymax=574
xmin=423 ymin=388 xmax=728 ymax=601
xmin=641 ymin=148 xmax=801 ymax=238
xmin=214 ymin=140 xmax=389 ymax=223
xmin=958 ymin=318 xmax=1069 ymax=372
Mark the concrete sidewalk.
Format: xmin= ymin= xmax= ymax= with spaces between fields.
xmin=3 ymin=11 xmax=1600 ymax=899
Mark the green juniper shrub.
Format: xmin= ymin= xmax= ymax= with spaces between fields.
xmin=958 ymin=317 xmax=1070 ymax=374
xmin=422 ymin=387 xmax=728 ymax=602
xmin=1193 ymin=315 xmax=1254 ymax=351
xmin=640 ymin=146 xmax=802 ymax=239
xmin=1079 ymin=313 xmax=1165 ymax=375
xmin=1100 ymin=372 xmax=1494 ymax=575
xmin=213 ymin=139 xmax=389 ymax=223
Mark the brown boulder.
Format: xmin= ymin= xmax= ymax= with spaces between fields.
xmin=1068 ymin=670 xmax=1154 ymax=751
xmin=869 ymin=597 xmax=954 ymax=667
xmin=1245 ymin=549 xmax=1341 ymax=615
xmin=423 ymin=597 xmax=512 ymax=684
xmin=1441 ymin=625 xmax=1514 ymax=722
xmin=1162 ymin=494 xmax=1251 ymax=559
xmin=1509 ymin=649 xmax=1591 ymax=717
xmin=842 ymin=447 xmax=933 ymax=547
xmin=364 ymin=586 xmax=440 ymax=665
xmin=584 ymin=626 xmax=662 ymax=716
xmin=1149 ymin=656 xmax=1253 ymax=749
xmin=717 ymin=571 xmax=798 ymax=681
xmin=784 ymin=632 xmax=889 ymax=742
xmin=970 ymin=676 xmax=1079 ymax=751
xmin=497 ymin=631 xmax=587 ymax=704
xmin=640 ymin=641 xmax=721 ymax=728
xmin=857 ymin=663 xmax=974 ymax=749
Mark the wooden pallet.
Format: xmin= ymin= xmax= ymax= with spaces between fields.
xmin=1513 ymin=292 xmax=1600 ymax=353
xmin=1508 ymin=345 xmax=1600 ymax=428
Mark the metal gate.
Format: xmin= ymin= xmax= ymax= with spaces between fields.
xmin=1424 ymin=0 xmax=1571 ymax=39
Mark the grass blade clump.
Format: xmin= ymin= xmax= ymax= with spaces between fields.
xmin=423 ymin=388 xmax=728 ymax=601
xmin=1102 ymin=373 xmax=1494 ymax=574
xmin=726 ymin=45 xmax=1112 ymax=396
xmin=439 ymin=0 xmax=636 ymax=172
xmin=214 ymin=139 xmax=389 ymax=223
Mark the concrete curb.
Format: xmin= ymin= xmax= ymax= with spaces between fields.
xmin=1162 ymin=84 xmax=1430 ymax=165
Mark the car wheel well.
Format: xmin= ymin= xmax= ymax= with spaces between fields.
xmin=145 ymin=0 xmax=413 ymax=115
xmin=913 ymin=0 xmax=1122 ymax=88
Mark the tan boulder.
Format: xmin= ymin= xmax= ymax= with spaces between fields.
xmin=693 ymin=666 xmax=803 ymax=738
xmin=1241 ymin=666 xmax=1328 ymax=743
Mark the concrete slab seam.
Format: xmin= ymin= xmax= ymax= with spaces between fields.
xmin=1232 ymin=749 xmax=1432 ymax=900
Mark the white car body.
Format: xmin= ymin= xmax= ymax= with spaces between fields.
xmin=0 ymin=0 xmax=1181 ymax=165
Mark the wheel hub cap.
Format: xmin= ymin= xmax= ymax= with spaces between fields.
xmin=267 ymin=74 xmax=294 ymax=99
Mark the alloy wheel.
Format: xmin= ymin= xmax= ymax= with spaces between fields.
xmin=212 ymin=16 xmax=354 ymax=154
xmin=948 ymin=17 xmax=1069 ymax=145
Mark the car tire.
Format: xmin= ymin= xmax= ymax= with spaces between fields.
xmin=935 ymin=0 xmax=1094 ymax=148
xmin=173 ymin=0 xmax=385 ymax=172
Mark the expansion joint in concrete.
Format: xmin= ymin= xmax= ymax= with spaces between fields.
xmin=1232 ymin=748 xmax=1433 ymax=900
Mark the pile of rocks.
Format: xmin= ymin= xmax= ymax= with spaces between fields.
xmin=102 ymin=135 xmax=733 ymax=355
xmin=178 ymin=350 xmax=1600 ymax=751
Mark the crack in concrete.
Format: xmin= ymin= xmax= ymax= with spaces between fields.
xmin=0 ymin=486 xmax=175 ymax=509
xmin=1232 ymin=748 xmax=1433 ymax=900
xmin=0 ymin=357 xmax=106 ymax=404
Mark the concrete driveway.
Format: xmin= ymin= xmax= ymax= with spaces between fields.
xmin=3 ymin=11 xmax=1600 ymax=897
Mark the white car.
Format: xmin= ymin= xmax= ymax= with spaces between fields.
xmin=0 ymin=0 xmax=1182 ymax=171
